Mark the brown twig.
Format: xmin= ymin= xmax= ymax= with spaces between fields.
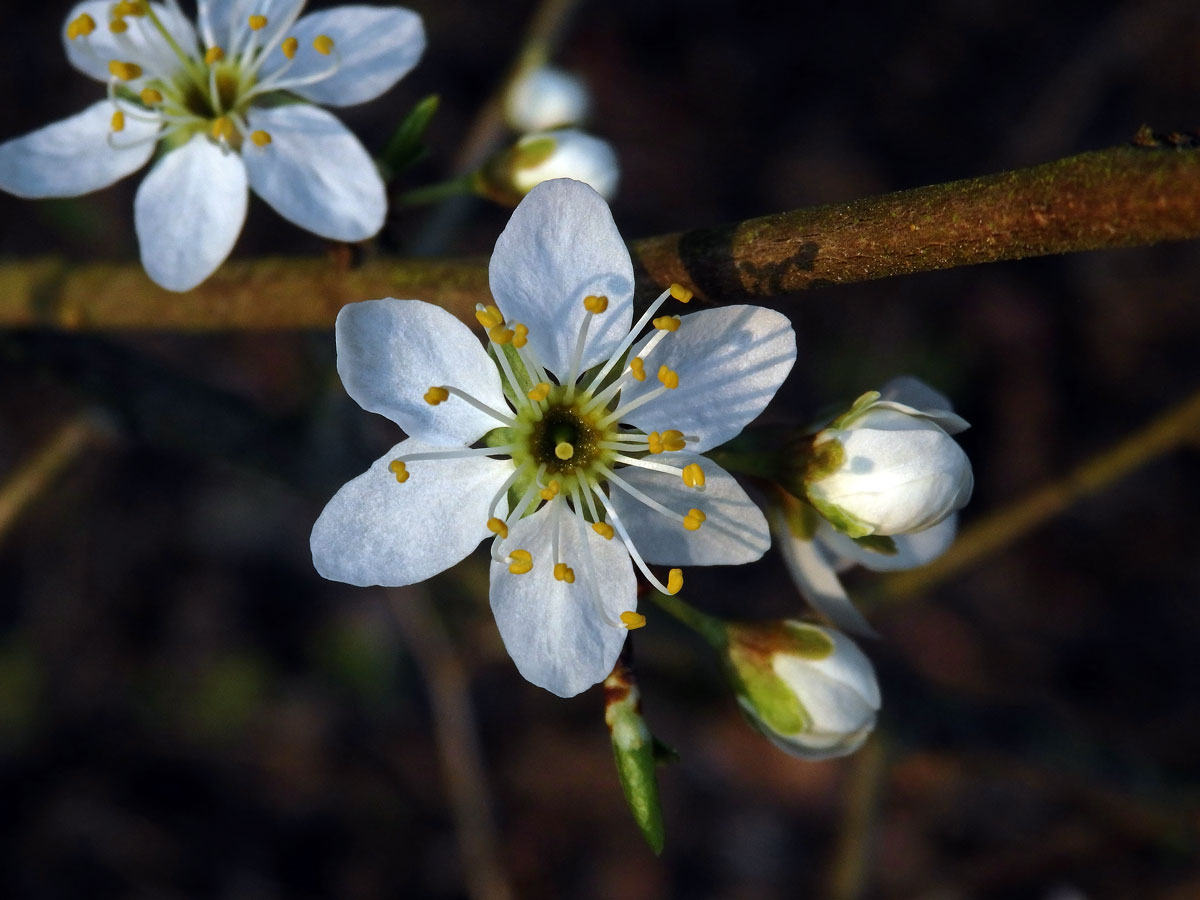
xmin=2 ymin=144 xmax=1200 ymax=328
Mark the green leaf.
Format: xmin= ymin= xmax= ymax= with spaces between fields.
xmin=378 ymin=94 xmax=440 ymax=182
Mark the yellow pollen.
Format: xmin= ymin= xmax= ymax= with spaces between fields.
xmin=508 ymin=549 xmax=533 ymax=575
xmin=629 ymin=357 xmax=646 ymax=382
xmin=681 ymin=462 xmax=706 ymax=489
xmin=205 ymin=46 xmax=225 ymax=65
xmin=661 ymin=429 xmax=686 ymax=451
xmin=313 ymin=34 xmax=335 ymax=55
xmin=512 ymin=323 xmax=529 ymax=349
xmin=210 ymin=116 xmax=235 ymax=141
xmin=554 ymin=441 xmax=574 ymax=461
xmin=653 ymin=315 xmax=681 ymax=332
xmin=647 ymin=431 xmax=663 ymax=455
xmin=387 ymin=459 xmax=409 ymax=483
xmin=108 ymin=60 xmax=143 ymax=81
xmin=67 ymin=13 xmax=96 ymax=39
xmin=488 ymin=325 xmax=515 ymax=345
xmin=109 ymin=19 xmax=128 ymax=34
xmin=539 ymin=480 xmax=561 ymax=501
xmin=657 ymin=365 xmax=679 ymax=389
xmin=666 ymin=568 xmax=684 ymax=595
xmin=620 ymin=611 xmax=647 ymax=630
xmin=683 ymin=508 xmax=707 ymax=531
xmin=110 ymin=110 xmax=125 ymax=133
xmin=669 ymin=282 xmax=693 ymax=303
xmin=113 ymin=1 xmax=145 ymax=16
xmin=592 ymin=522 xmax=615 ymax=540
xmin=527 ymin=382 xmax=551 ymax=402
xmin=583 ymin=294 xmax=609 ymax=314
xmin=474 ymin=304 xmax=504 ymax=329
xmin=248 ymin=14 xmax=268 ymax=30
xmin=424 ymin=386 xmax=449 ymax=406
xmin=486 ymin=517 xmax=509 ymax=539
xmin=553 ymin=562 xmax=576 ymax=583
xmin=281 ymin=36 xmax=298 ymax=59
xmin=139 ymin=87 xmax=163 ymax=105
xmin=250 ymin=130 xmax=272 ymax=147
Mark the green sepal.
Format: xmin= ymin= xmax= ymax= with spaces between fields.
xmin=612 ymin=729 xmax=666 ymax=855
xmin=378 ymin=94 xmax=440 ymax=183
xmin=851 ymin=533 xmax=898 ymax=555
xmin=829 ymin=390 xmax=882 ymax=429
xmin=807 ymin=492 xmax=873 ymax=538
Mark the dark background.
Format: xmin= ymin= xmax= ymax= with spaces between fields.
xmin=2 ymin=1 xmax=1200 ymax=897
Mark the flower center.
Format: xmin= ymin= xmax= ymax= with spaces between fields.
xmin=520 ymin=396 xmax=613 ymax=478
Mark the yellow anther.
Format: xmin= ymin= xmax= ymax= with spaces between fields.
xmin=681 ymin=462 xmax=706 ymax=489
xmin=652 ymin=315 xmax=681 ymax=332
xmin=507 ymin=549 xmax=533 ymax=575
xmin=629 ymin=357 xmax=646 ymax=382
xmin=527 ymin=382 xmax=551 ymax=403
xmin=620 ymin=611 xmax=647 ymax=630
xmin=210 ymin=116 xmax=235 ymax=141
xmin=512 ymin=323 xmax=529 ymax=349
xmin=250 ymin=130 xmax=272 ymax=147
xmin=281 ymin=36 xmax=298 ymax=59
xmin=657 ymin=365 xmax=679 ymax=389
xmin=109 ymin=18 xmax=128 ymax=34
xmin=666 ymin=568 xmax=684 ymax=595
xmin=583 ymin=294 xmax=609 ymax=314
xmin=313 ymin=34 xmax=335 ymax=55
xmin=539 ymin=480 xmax=560 ymax=501
xmin=205 ymin=46 xmax=225 ymax=65
xmin=486 ymin=517 xmax=509 ymax=539
xmin=108 ymin=60 xmax=143 ymax=81
xmin=553 ymin=562 xmax=576 ymax=584
xmin=113 ymin=1 xmax=144 ymax=16
xmin=387 ymin=459 xmax=409 ymax=483
xmin=554 ymin=441 xmax=574 ymax=461
xmin=669 ymin=282 xmax=693 ymax=303
xmin=424 ymin=386 xmax=449 ymax=406
xmin=661 ymin=429 xmax=686 ymax=452
xmin=248 ymin=14 xmax=268 ymax=30
xmin=647 ymin=431 xmax=663 ymax=455
xmin=67 ymin=13 xmax=96 ymax=39
xmin=683 ymin=508 xmax=707 ymax=531
xmin=139 ymin=87 xmax=163 ymax=105
xmin=488 ymin=325 xmax=515 ymax=345
xmin=474 ymin=304 xmax=504 ymax=329
xmin=592 ymin=522 xmax=615 ymax=541
xmin=110 ymin=110 xmax=125 ymax=133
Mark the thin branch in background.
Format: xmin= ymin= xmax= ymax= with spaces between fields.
xmin=875 ymin=384 xmax=1200 ymax=602
xmin=823 ymin=735 xmax=888 ymax=900
xmin=388 ymin=588 xmax=513 ymax=900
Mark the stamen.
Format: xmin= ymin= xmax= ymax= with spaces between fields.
xmin=108 ymin=60 xmax=143 ymax=81
xmin=681 ymin=462 xmax=706 ymax=489
xmin=657 ymin=365 xmax=679 ymax=389
xmin=553 ymin=562 xmax=576 ymax=584
xmin=488 ymin=325 xmax=515 ymax=344
xmin=439 ymin=385 xmax=517 ymax=426
xmin=610 ymin=454 xmax=688 ymax=479
xmin=250 ymin=130 xmax=272 ymax=147
xmin=592 ymin=522 xmax=614 ymax=540
xmin=475 ymin=303 xmax=504 ymax=329
xmin=620 ymin=611 xmax=647 ymax=629
xmin=395 ymin=445 xmax=520 ymax=464
xmin=281 ymin=36 xmax=298 ymax=59
xmin=210 ymin=116 xmax=235 ymax=141
xmin=666 ymin=569 xmax=684 ymax=594
xmin=424 ymin=386 xmax=449 ymax=405
xmin=652 ymin=315 xmax=680 ymax=332
xmin=646 ymin=430 xmax=684 ymax=454
xmin=583 ymin=294 xmax=609 ymax=314
xmin=313 ymin=34 xmax=335 ymax=55
xmin=110 ymin=110 xmax=125 ymax=132
xmin=554 ymin=442 xmax=574 ymax=461
xmin=563 ymin=295 xmax=602 ymax=403
xmin=387 ymin=460 xmax=409 ymax=483
xmin=486 ymin=517 xmax=509 ymax=539
xmin=67 ymin=13 xmax=96 ymax=39
xmin=585 ymin=287 xmax=674 ymax=392
xmin=205 ymin=46 xmax=225 ymax=64
xmin=487 ymin=461 xmax=529 ymax=523
xmin=248 ymin=14 xmax=268 ymax=30
xmin=527 ymin=382 xmax=550 ymax=403
xmin=110 ymin=19 xmax=129 ymax=34
xmin=507 ymin=549 xmax=533 ymax=575
xmin=683 ymin=508 xmax=707 ymax=531
xmin=139 ymin=87 xmax=163 ymax=105
xmin=629 ymin=358 xmax=646 ymax=381
xmin=513 ymin=323 xmax=529 ymax=348
xmin=601 ymin=464 xmax=687 ymax=527
xmin=539 ymin=480 xmax=560 ymax=501
xmin=669 ymin=282 xmax=693 ymax=303
xmin=593 ymin=489 xmax=679 ymax=596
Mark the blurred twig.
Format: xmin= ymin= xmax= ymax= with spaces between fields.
xmin=389 ymin=588 xmax=513 ymax=900
xmin=3 ymin=145 xmax=1200 ymax=327
xmin=824 ymin=736 xmax=888 ymax=900
xmin=876 ymin=385 xmax=1200 ymax=601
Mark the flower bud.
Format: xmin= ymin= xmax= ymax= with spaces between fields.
xmin=801 ymin=388 xmax=973 ymax=537
xmin=504 ymin=65 xmax=590 ymax=131
xmin=478 ymin=129 xmax=619 ymax=205
xmin=723 ymin=619 xmax=880 ymax=759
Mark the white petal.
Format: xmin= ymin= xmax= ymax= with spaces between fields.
xmin=311 ymin=439 xmax=512 ymax=587
xmin=489 ymin=179 xmax=634 ymax=378
xmin=769 ymin=507 xmax=876 ymax=638
xmin=620 ymin=306 xmax=796 ymax=453
xmin=198 ymin=0 xmax=302 ymax=50
xmin=504 ymin=66 xmax=590 ymax=132
xmin=510 ymin=130 xmax=619 ymax=201
xmin=335 ymin=299 xmax=510 ymax=445
xmin=258 ymin=5 xmax=425 ymax=106
xmin=0 ymin=101 xmax=157 ymax=198
xmin=607 ymin=454 xmax=769 ymax=566
xmin=818 ymin=514 xmax=957 ymax=573
xmin=243 ymin=104 xmax=384 ymax=241
xmin=489 ymin=503 xmax=634 ymax=697
xmin=875 ymin=377 xmax=969 ymax=434
xmin=64 ymin=1 xmax=199 ymax=83
xmin=795 ymin=627 xmax=882 ymax=712
xmin=134 ymin=134 xmax=247 ymax=291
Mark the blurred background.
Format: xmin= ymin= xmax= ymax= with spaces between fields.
xmin=3 ymin=0 xmax=1200 ymax=897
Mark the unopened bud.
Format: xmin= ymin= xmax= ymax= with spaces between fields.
xmin=479 ymin=129 xmax=619 ymax=205
xmin=504 ymin=65 xmax=590 ymax=131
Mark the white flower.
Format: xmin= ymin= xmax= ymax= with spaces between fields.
xmin=503 ymin=65 xmax=590 ymax=132
xmin=0 ymin=0 xmax=425 ymax=291
xmin=723 ymin=619 xmax=881 ymax=760
xmin=481 ymin=129 xmax=619 ymax=204
xmin=311 ymin=178 xmax=797 ymax=697
xmin=803 ymin=376 xmax=973 ymax=537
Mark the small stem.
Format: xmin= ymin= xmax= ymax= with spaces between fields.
xmin=649 ymin=591 xmax=727 ymax=648
xmin=397 ymin=173 xmax=480 ymax=208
